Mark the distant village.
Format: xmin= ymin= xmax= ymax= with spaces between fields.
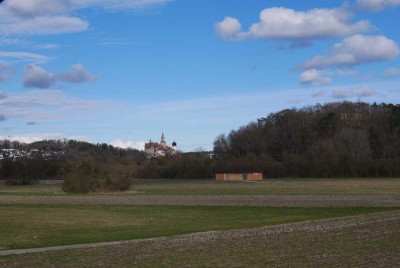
xmin=0 ymin=139 xmax=66 ymax=161
xmin=0 ymin=133 xmax=180 ymax=161
xmin=0 ymin=133 xmax=216 ymax=162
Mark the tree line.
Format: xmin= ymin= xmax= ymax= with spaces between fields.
xmin=0 ymin=140 xmax=213 ymax=192
xmin=213 ymin=101 xmax=400 ymax=178
xmin=1 ymin=101 xmax=400 ymax=193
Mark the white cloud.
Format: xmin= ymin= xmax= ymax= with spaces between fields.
xmin=288 ymin=98 xmax=302 ymax=104
xmin=0 ymin=38 xmax=24 ymax=45
xmin=332 ymin=88 xmax=353 ymax=99
xmin=300 ymin=35 xmax=400 ymax=69
xmin=335 ymin=69 xmax=360 ymax=76
xmin=303 ymin=68 xmax=360 ymax=84
xmin=311 ymin=90 xmax=325 ymax=97
xmin=214 ymin=17 xmax=242 ymax=40
xmin=357 ymin=0 xmax=400 ymax=11
xmin=0 ymin=89 xmax=110 ymax=121
xmin=57 ymin=64 xmax=98 ymax=84
xmin=110 ymin=139 xmax=145 ymax=150
xmin=0 ymin=0 xmax=171 ymax=36
xmin=215 ymin=7 xmax=372 ymax=41
xmin=0 ymin=39 xmax=59 ymax=50
xmin=354 ymin=87 xmax=378 ymax=97
xmin=35 ymin=43 xmax=59 ymax=49
xmin=71 ymin=0 xmax=171 ymax=10
xmin=300 ymin=69 xmax=332 ymax=85
xmin=384 ymin=67 xmax=400 ymax=77
xmin=23 ymin=65 xmax=54 ymax=89
xmin=0 ymin=0 xmax=88 ymax=35
xmin=331 ymin=87 xmax=378 ymax=99
xmin=0 ymin=52 xmax=51 ymax=64
xmin=6 ymin=0 xmax=70 ymax=18
xmin=0 ymin=64 xmax=16 ymax=82
xmin=23 ymin=64 xmax=97 ymax=89
xmin=0 ymin=16 xmax=88 ymax=35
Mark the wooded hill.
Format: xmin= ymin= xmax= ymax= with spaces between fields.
xmin=1 ymin=101 xmax=400 ymax=193
xmin=213 ymin=101 xmax=400 ymax=178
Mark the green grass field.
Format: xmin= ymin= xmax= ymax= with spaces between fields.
xmin=0 ymin=204 xmax=394 ymax=250
xmin=3 ymin=211 xmax=397 ymax=268
xmin=1 ymin=178 xmax=399 ymax=267
xmin=1 ymin=178 xmax=400 ymax=196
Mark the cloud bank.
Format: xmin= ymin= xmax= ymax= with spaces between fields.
xmin=71 ymin=0 xmax=171 ymax=10
xmin=0 ymin=0 xmax=88 ymax=35
xmin=110 ymin=139 xmax=145 ymax=151
xmin=300 ymin=35 xmax=399 ymax=70
xmin=0 ymin=52 xmax=51 ymax=64
xmin=0 ymin=0 xmax=171 ymax=36
xmin=23 ymin=64 xmax=98 ymax=89
xmin=357 ymin=0 xmax=400 ymax=11
xmin=215 ymin=7 xmax=372 ymax=41
xmin=332 ymin=87 xmax=378 ymax=99
xmin=300 ymin=69 xmax=332 ymax=85
xmin=0 ymin=89 xmax=109 ymax=121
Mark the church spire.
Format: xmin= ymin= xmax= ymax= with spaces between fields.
xmin=160 ymin=132 xmax=166 ymax=147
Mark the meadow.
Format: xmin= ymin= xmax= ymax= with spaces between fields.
xmin=0 ymin=178 xmax=399 ymax=267
xmin=1 ymin=204 xmax=392 ymax=250
xmin=1 ymin=178 xmax=400 ymax=196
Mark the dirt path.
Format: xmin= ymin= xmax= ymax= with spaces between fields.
xmin=0 ymin=194 xmax=399 ymax=207
xmin=0 ymin=241 xmax=128 ymax=257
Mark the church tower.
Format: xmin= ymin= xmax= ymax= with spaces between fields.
xmin=160 ymin=132 xmax=167 ymax=147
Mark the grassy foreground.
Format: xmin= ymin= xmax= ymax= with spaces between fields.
xmin=1 ymin=211 xmax=399 ymax=268
xmin=1 ymin=178 xmax=400 ymax=196
xmin=0 ymin=205 xmax=395 ymax=250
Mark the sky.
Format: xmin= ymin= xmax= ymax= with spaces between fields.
xmin=0 ymin=0 xmax=400 ymax=151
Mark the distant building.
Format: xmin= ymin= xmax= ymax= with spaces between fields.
xmin=215 ymin=173 xmax=263 ymax=181
xmin=145 ymin=133 xmax=177 ymax=158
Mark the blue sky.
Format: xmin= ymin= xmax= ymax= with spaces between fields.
xmin=0 ymin=0 xmax=400 ymax=151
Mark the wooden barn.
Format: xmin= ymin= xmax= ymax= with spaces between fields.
xmin=215 ymin=173 xmax=263 ymax=181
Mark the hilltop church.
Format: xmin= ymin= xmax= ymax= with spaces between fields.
xmin=145 ymin=133 xmax=177 ymax=157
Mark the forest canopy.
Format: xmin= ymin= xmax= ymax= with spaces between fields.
xmin=213 ymin=101 xmax=400 ymax=178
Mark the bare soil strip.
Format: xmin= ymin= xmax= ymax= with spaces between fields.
xmin=0 ymin=194 xmax=399 ymax=207
xmin=0 ymin=211 xmax=399 ymax=267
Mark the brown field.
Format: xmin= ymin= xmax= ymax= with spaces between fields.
xmin=1 ymin=211 xmax=399 ymax=267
